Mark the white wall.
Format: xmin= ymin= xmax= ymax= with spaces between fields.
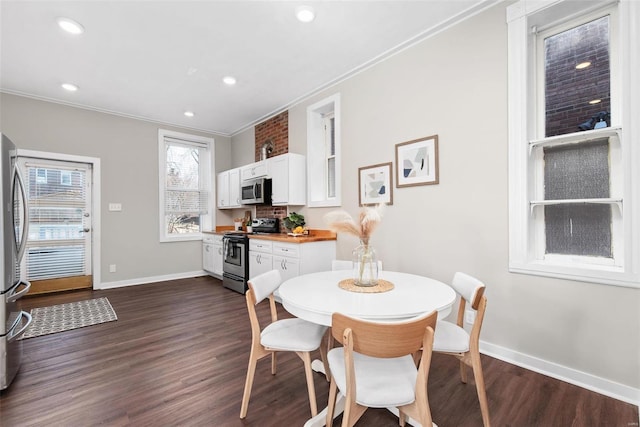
xmin=230 ymin=126 xmax=255 ymax=168
xmin=285 ymin=3 xmax=639 ymax=399
xmin=0 ymin=93 xmax=231 ymax=286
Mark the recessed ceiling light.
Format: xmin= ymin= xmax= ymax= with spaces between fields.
xmin=57 ymin=17 xmax=85 ymax=35
xmin=576 ymin=61 xmax=592 ymax=70
xmin=184 ymin=111 xmax=195 ymax=117
xmin=223 ymin=76 xmax=236 ymax=85
xmin=589 ymin=99 xmax=602 ymax=104
xmin=61 ymin=83 xmax=78 ymax=92
xmin=295 ymin=5 xmax=315 ymax=23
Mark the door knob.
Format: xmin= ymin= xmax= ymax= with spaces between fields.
xmin=83 ymin=228 xmax=91 ymax=232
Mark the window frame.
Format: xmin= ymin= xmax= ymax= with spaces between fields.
xmin=507 ymin=0 xmax=640 ymax=288
xmin=306 ymin=93 xmax=341 ymax=207
xmin=158 ymin=129 xmax=214 ymax=243
xmin=324 ymin=112 xmax=336 ymax=199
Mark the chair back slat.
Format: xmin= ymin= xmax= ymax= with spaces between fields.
xmin=247 ymin=270 xmax=282 ymax=304
xmin=331 ymin=311 xmax=437 ymax=359
xmin=452 ymin=272 xmax=485 ymax=310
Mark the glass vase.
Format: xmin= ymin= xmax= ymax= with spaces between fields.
xmin=352 ymin=243 xmax=379 ymax=286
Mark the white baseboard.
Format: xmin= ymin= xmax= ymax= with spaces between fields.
xmin=480 ymin=340 xmax=640 ymax=406
xmin=97 ymin=270 xmax=209 ymax=290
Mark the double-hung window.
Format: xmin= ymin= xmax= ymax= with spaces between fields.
xmin=307 ymin=93 xmax=341 ymax=207
xmin=158 ymin=129 xmax=214 ymax=242
xmin=507 ymin=0 xmax=639 ymax=287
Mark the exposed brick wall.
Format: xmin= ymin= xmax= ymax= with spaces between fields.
xmin=254 ymin=111 xmax=288 ymax=161
xmin=255 ymin=205 xmax=288 ymax=231
xmin=545 ymin=16 xmax=610 ymax=137
xmin=254 ymin=111 xmax=289 ymax=231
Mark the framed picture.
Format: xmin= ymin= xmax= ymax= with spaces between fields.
xmin=395 ymin=135 xmax=439 ymax=187
xmin=358 ymin=162 xmax=393 ymax=206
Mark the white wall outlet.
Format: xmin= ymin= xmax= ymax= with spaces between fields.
xmin=465 ymin=309 xmax=476 ymax=324
xmin=108 ymin=203 xmax=122 ymax=211
xmin=109 ymin=264 xmax=117 ymax=273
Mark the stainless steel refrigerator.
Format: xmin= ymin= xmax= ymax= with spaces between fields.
xmin=1 ymin=133 xmax=32 ymax=391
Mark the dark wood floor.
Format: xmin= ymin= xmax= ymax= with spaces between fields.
xmin=1 ymin=276 xmax=637 ymax=426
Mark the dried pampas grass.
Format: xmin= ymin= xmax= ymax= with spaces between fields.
xmin=324 ymin=204 xmax=384 ymax=246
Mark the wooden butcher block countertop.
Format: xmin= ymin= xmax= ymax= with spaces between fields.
xmin=205 ymin=228 xmax=336 ymax=243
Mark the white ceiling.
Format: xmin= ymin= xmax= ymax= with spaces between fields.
xmin=1 ymin=1 xmax=492 ymax=136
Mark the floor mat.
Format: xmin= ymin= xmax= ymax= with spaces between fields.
xmin=20 ymin=297 xmax=117 ymax=339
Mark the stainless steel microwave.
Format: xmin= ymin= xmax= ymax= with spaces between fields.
xmin=240 ymin=177 xmax=271 ymax=205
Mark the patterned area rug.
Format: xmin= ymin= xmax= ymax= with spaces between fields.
xmin=20 ymin=297 xmax=117 ymax=340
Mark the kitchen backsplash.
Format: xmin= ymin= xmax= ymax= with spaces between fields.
xmin=255 ymin=205 xmax=288 ymax=232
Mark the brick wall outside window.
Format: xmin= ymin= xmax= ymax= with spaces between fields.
xmin=545 ymin=17 xmax=610 ymax=137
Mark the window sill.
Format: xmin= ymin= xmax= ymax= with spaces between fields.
xmin=509 ymin=262 xmax=639 ymax=289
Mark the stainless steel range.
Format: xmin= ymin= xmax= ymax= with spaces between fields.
xmin=222 ymin=232 xmax=249 ymax=294
xmin=221 ymin=218 xmax=279 ymax=294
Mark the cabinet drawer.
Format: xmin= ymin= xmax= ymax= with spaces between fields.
xmin=203 ymin=234 xmax=220 ymax=244
xmin=273 ymin=242 xmax=299 ymax=258
xmin=203 ymin=234 xmax=223 ymax=244
xmin=250 ymin=239 xmax=273 ymax=253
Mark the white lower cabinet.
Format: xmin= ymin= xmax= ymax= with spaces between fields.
xmin=248 ymin=238 xmax=335 ymax=283
xmin=273 ymin=254 xmax=299 ymax=283
xmin=203 ymin=234 xmax=223 ymax=278
xmin=249 ymin=240 xmax=274 ymax=281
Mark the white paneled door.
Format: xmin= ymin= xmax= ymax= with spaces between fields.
xmin=17 ymin=157 xmax=92 ymax=294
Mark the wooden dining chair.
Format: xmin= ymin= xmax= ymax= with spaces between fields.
xmin=240 ymin=269 xmax=328 ymax=419
xmin=432 ymin=272 xmax=490 ymax=427
xmin=325 ymin=310 xmax=438 ymax=427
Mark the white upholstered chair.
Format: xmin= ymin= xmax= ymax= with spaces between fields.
xmin=326 ymin=310 xmax=438 ymax=427
xmin=433 ymin=272 xmax=490 ymax=426
xmin=240 ymin=269 xmax=328 ymax=419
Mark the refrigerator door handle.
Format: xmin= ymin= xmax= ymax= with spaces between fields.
xmin=7 ymin=280 xmax=31 ymax=303
xmin=7 ymin=311 xmax=33 ymax=343
xmin=13 ymin=164 xmax=30 ymax=262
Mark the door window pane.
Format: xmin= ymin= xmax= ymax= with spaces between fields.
xmin=24 ymin=165 xmax=88 ymax=280
xmin=544 ymin=16 xmax=611 ymax=137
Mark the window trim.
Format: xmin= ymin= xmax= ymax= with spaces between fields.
xmin=507 ymin=0 xmax=640 ymax=288
xmin=306 ymin=93 xmax=341 ymax=207
xmin=158 ymin=129 xmax=214 ymax=243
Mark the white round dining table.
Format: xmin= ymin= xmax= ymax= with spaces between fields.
xmin=278 ymin=270 xmax=457 ymax=327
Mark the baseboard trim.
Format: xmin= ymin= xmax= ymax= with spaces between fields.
xmin=480 ymin=340 xmax=640 ymax=406
xmin=97 ymin=270 xmax=208 ymax=290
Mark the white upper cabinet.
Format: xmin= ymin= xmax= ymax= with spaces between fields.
xmin=217 ymin=167 xmax=241 ymax=209
xmin=268 ymin=153 xmax=306 ymax=206
xmin=241 ymin=160 xmax=268 ymax=181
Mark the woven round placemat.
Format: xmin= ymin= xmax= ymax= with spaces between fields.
xmin=338 ymin=278 xmax=394 ymax=293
